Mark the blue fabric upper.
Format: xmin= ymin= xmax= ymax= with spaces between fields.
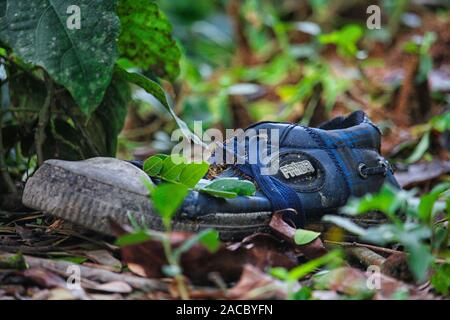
xmin=203 ymin=110 xmax=400 ymax=226
xmin=133 ymin=111 xmax=400 ymax=227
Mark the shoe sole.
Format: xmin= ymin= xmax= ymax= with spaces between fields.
xmin=22 ymin=160 xmax=273 ymax=241
xmin=22 ymin=160 xmax=387 ymax=241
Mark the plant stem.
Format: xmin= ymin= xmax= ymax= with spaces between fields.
xmin=35 ymin=76 xmax=54 ymax=166
xmin=161 ymin=237 xmax=189 ymax=300
xmin=0 ymin=107 xmax=40 ymax=116
xmin=59 ymin=97 xmax=101 ymax=157
xmin=0 ymin=113 xmax=17 ymax=194
xmin=174 ymin=274 xmax=190 ymax=300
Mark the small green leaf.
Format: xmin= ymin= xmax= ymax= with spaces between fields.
xmin=431 ymin=264 xmax=450 ymax=295
xmin=269 ymin=267 xmax=290 ymax=281
xmin=292 ymin=287 xmax=313 ymax=300
xmin=294 ymin=229 xmax=321 ymax=245
xmin=406 ymin=132 xmax=430 ymax=164
xmin=143 ymin=156 xmax=164 ymax=177
xmin=198 ymin=188 xmax=238 ymax=199
xmin=286 ymin=250 xmax=342 ymax=281
xmin=405 ymin=242 xmax=433 ymax=282
xmin=198 ymin=229 xmax=220 ymax=253
xmin=174 ymin=229 xmax=220 ymax=259
xmin=161 ymin=155 xmax=186 ymax=181
xmin=430 ymin=112 xmax=450 ymax=132
xmin=179 ymin=162 xmax=210 ymax=188
xmin=151 ymin=183 xmax=189 ymax=229
xmin=117 ymin=0 xmax=181 ymax=81
xmin=201 ymin=178 xmax=256 ymax=196
xmin=342 ymin=184 xmax=411 ymax=222
xmin=319 ymin=25 xmax=363 ymax=58
xmin=115 ymin=230 xmax=151 ymax=247
xmin=418 ymin=182 xmax=450 ymax=223
xmin=418 ymin=193 xmax=437 ymax=224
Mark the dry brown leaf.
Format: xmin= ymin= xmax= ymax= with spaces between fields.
xmin=226 ymin=264 xmax=290 ymax=300
xmin=84 ymin=250 xmax=122 ymax=272
xmin=92 ymin=281 xmax=133 ymax=294
xmin=395 ymin=160 xmax=450 ymax=188
xmin=111 ymin=222 xmax=297 ymax=285
xmin=314 ymin=267 xmax=436 ymax=300
xmin=269 ymin=211 xmax=328 ymax=259
xmin=22 ymin=268 xmax=67 ymax=289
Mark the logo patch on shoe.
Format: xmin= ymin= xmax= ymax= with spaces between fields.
xmin=280 ymin=160 xmax=315 ymax=179
xmin=272 ymin=152 xmax=325 ymax=192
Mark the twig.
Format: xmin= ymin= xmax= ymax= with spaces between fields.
xmin=0 ymin=52 xmax=41 ymax=82
xmin=0 ymin=107 xmax=41 ymax=116
xmin=0 ymin=252 xmax=168 ymax=292
xmin=35 ymin=76 xmax=54 ymax=166
xmin=324 ymin=240 xmax=402 ymax=256
xmin=325 ymin=240 xmax=447 ymax=265
xmin=346 ymin=247 xmax=386 ymax=267
xmin=0 ymin=245 xmax=64 ymax=255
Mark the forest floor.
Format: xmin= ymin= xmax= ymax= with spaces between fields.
xmin=0 ymin=2 xmax=449 ymax=300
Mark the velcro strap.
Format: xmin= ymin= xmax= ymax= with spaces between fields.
xmin=236 ymin=163 xmax=306 ymax=228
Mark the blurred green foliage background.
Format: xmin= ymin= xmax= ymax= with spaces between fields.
xmin=118 ymin=0 xmax=449 ymax=168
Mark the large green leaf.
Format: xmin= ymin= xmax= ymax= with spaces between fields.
xmin=0 ymin=0 xmax=120 ymax=115
xmin=115 ymin=67 xmax=205 ymax=147
xmin=117 ymin=0 xmax=181 ymax=81
xmin=0 ymin=1 xmax=6 ymax=32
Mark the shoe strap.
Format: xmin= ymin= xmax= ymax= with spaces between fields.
xmin=358 ymin=160 xmax=389 ymax=179
xmin=236 ymin=163 xmax=306 ymax=228
xmin=214 ymin=140 xmax=306 ymax=228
